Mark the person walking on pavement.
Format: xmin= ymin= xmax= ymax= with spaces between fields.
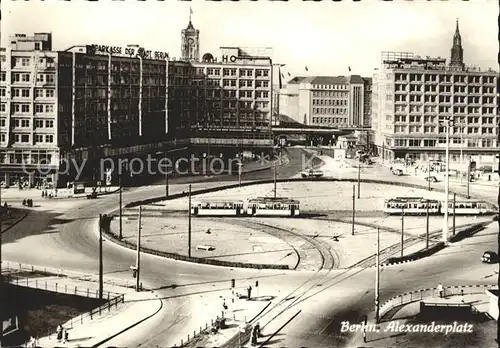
xmin=437 ymin=283 xmax=444 ymax=298
xmin=247 ymin=285 xmax=252 ymax=300
xmin=56 ymin=324 xmax=63 ymax=341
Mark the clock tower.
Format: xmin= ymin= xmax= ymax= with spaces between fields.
xmin=181 ymin=11 xmax=200 ymax=61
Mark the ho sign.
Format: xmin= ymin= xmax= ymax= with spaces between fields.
xmin=221 ymin=55 xmax=238 ymax=63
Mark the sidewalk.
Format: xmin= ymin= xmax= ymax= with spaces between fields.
xmin=1 ymin=186 xmax=120 ymax=201
xmin=183 ymin=288 xmax=276 ymax=348
xmin=36 ymin=289 xmax=160 ymax=348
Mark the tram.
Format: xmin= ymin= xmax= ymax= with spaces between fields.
xmin=383 ymin=197 xmax=496 ymax=216
xmin=191 ymin=200 xmax=245 ymax=216
xmin=247 ymin=197 xmax=300 ymax=217
xmin=383 ymin=197 xmax=441 ymax=215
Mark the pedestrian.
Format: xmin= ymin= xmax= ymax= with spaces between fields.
xmin=222 ymin=299 xmax=228 ymax=310
xmin=247 ymin=285 xmax=252 ymax=300
xmin=437 ymin=283 xmax=444 ymax=298
xmin=56 ymin=324 xmax=63 ymax=341
xmin=255 ymin=322 xmax=261 ymax=337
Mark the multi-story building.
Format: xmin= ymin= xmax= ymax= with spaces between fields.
xmin=0 ymin=33 xmax=60 ymax=186
xmin=371 ymin=20 xmax=498 ymax=165
xmin=1 ymin=21 xmax=274 ymax=186
xmin=279 ymin=75 xmax=371 ymax=127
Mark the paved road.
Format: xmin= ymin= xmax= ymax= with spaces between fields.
xmin=2 ymin=148 xmax=498 ymax=347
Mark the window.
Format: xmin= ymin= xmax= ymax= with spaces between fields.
xmin=0 ymin=104 xmax=6 ymax=112
xmin=35 ymin=89 xmax=44 ymax=98
xmin=0 ymin=119 xmax=5 ymax=127
xmin=0 ymin=89 xmax=5 ymax=97
xmin=21 ymin=134 xmax=29 ymax=142
xmin=35 ymin=119 xmax=44 ymax=128
xmin=35 ymin=134 xmax=44 ymax=142
xmin=45 ymin=105 xmax=54 ymax=113
xmin=45 ymin=120 xmax=54 ymax=128
xmin=0 ymin=134 xmax=5 ymax=142
xmin=20 ymin=104 xmax=29 ymax=113
xmin=21 ymin=120 xmax=30 ymax=127
xmin=45 ymin=135 xmax=54 ymax=143
xmin=37 ymin=74 xmax=44 ymax=82
xmin=0 ymin=72 xmax=5 ymax=82
xmin=35 ymin=43 xmax=41 ymax=50
xmin=22 ymin=58 xmax=30 ymax=66
xmin=22 ymin=74 xmax=30 ymax=82
xmin=22 ymin=89 xmax=30 ymax=97
xmin=35 ymin=104 xmax=44 ymax=113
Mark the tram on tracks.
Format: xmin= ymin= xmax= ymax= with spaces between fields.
xmin=191 ymin=200 xmax=245 ymax=216
xmin=383 ymin=197 xmax=496 ymax=216
xmin=190 ymin=197 xmax=300 ymax=217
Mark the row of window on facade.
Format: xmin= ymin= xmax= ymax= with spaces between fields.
xmin=393 ymin=115 xmax=496 ymax=124
xmin=393 ymin=125 xmax=496 ymax=135
xmin=392 ymin=138 xmax=497 ymax=148
xmin=312 ymin=117 xmax=348 ymax=124
xmin=312 ymin=91 xmax=350 ymax=98
xmin=312 ymin=107 xmax=348 ymax=115
xmin=393 ymin=84 xmax=495 ymax=94
xmin=0 ymin=103 xmax=55 ymax=113
xmin=0 ymin=133 xmax=54 ymax=143
xmin=393 ymin=105 xmax=496 ymax=115
xmin=0 ymin=88 xmax=55 ymax=98
xmin=395 ymin=73 xmax=496 ymax=84
xmin=1 ymin=72 xmax=55 ymax=84
xmin=312 ymin=84 xmax=349 ymax=90
xmin=4 ymin=56 xmax=56 ymax=68
xmin=391 ymin=95 xmax=496 ymax=104
xmin=312 ymin=99 xmax=348 ymax=106
xmin=0 ymin=119 xmax=54 ymax=128
xmin=75 ymin=61 xmax=166 ymax=74
xmin=0 ymin=152 xmax=54 ymax=165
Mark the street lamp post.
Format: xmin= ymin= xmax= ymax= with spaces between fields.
xmin=443 ymin=117 xmax=453 ymax=243
xmin=375 ymin=227 xmax=380 ymax=323
xmin=119 ymin=172 xmax=123 ymax=239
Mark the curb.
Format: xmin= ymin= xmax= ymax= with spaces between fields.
xmin=92 ymin=291 xmax=163 ymax=348
xmin=377 ymin=221 xmax=489 ymax=267
xmin=124 ymin=177 xmax=498 ymax=209
xmin=378 ymin=284 xmax=492 ymax=321
xmin=102 ymin=223 xmax=289 ymax=270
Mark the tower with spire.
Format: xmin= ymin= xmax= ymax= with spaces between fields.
xmin=181 ymin=7 xmax=200 ymax=61
xmin=449 ymin=18 xmax=465 ymax=71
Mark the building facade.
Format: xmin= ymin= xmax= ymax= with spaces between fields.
xmin=371 ymin=22 xmax=498 ymax=165
xmin=181 ymin=15 xmax=200 ymax=62
xmin=279 ymin=75 xmax=371 ymax=127
xmin=0 ymin=33 xmax=60 ymax=186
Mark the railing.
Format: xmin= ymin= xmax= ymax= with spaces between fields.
xmin=379 ymin=284 xmax=492 ymax=320
xmin=1 ymin=261 xmax=135 ymax=289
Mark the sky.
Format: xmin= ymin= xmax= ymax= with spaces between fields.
xmin=2 ymin=0 xmax=498 ymax=81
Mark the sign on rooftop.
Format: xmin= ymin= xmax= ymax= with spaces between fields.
xmin=86 ymin=44 xmax=169 ymax=60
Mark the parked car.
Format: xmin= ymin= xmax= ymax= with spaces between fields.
xmin=424 ymin=176 xmax=439 ymax=182
xmin=481 ymin=251 xmax=498 ymax=264
xmin=300 ymin=169 xmax=324 ymax=178
xmin=392 ymin=169 xmax=404 ymax=176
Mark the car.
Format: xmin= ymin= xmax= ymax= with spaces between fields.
xmin=300 ymin=169 xmax=324 ymax=178
xmin=424 ymin=176 xmax=439 ymax=182
xmin=392 ymin=169 xmax=404 ymax=176
xmin=481 ymin=251 xmax=498 ymax=264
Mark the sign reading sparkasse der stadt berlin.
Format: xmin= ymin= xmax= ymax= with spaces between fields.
xmin=86 ymin=44 xmax=169 ymax=60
